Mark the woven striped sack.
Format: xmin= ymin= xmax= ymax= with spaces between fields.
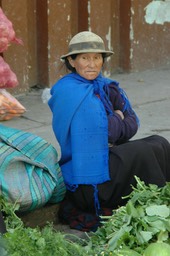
xmin=0 ymin=124 xmax=66 ymax=212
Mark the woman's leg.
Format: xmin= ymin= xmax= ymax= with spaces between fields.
xmin=102 ymin=135 xmax=170 ymax=208
xmin=62 ymin=135 xmax=170 ymax=210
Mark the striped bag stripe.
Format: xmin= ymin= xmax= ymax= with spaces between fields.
xmin=0 ymin=124 xmax=66 ymax=212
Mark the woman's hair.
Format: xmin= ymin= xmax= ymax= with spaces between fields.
xmin=64 ymin=53 xmax=106 ymax=73
xmin=65 ymin=54 xmax=77 ymax=72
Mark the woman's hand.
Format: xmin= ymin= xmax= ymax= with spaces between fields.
xmin=115 ymin=110 xmax=124 ymax=120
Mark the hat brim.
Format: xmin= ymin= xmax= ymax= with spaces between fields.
xmin=60 ymin=49 xmax=114 ymax=61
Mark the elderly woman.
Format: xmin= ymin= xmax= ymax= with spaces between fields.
xmin=48 ymin=31 xmax=170 ymax=232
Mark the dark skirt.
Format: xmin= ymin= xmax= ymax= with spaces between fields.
xmin=59 ymin=135 xmax=170 ymax=231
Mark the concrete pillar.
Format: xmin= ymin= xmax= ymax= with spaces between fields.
xmin=88 ymin=0 xmax=120 ymax=75
xmin=119 ymin=0 xmax=131 ymax=72
xmin=47 ymin=0 xmax=78 ymax=85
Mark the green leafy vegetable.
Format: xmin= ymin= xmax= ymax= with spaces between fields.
xmin=89 ymin=176 xmax=170 ymax=255
xmin=1 ymin=177 xmax=170 ymax=255
xmin=145 ymin=204 xmax=169 ymax=218
xmin=0 ymin=196 xmax=92 ymax=256
xmin=143 ymin=242 xmax=170 ymax=256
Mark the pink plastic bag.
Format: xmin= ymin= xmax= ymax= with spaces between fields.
xmin=0 ymin=7 xmax=23 ymax=52
xmin=0 ymin=56 xmax=19 ymax=88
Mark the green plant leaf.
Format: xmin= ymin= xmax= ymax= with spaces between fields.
xmin=145 ymin=205 xmax=170 ymax=218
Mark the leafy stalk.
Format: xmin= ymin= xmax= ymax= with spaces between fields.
xmin=89 ymin=177 xmax=170 ymax=255
xmin=0 ymin=196 xmax=23 ymax=231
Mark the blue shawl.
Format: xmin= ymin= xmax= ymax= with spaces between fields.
xmin=48 ymin=73 xmax=134 ymax=210
xmin=48 ymin=73 xmax=111 ymax=185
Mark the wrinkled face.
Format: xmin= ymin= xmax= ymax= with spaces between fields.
xmin=68 ymin=53 xmax=103 ymax=80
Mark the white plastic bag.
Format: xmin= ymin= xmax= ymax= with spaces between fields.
xmin=41 ymin=88 xmax=51 ymax=103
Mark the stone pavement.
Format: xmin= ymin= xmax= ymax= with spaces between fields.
xmin=1 ymin=69 xmax=170 ymax=234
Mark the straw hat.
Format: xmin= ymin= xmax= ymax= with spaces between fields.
xmin=60 ymin=31 xmax=113 ymax=60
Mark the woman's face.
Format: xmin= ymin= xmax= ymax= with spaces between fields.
xmin=68 ymin=53 xmax=103 ymax=80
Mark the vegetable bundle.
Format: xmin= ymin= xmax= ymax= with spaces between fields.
xmin=0 ymin=177 xmax=170 ymax=255
xmin=89 ymin=176 xmax=170 ymax=255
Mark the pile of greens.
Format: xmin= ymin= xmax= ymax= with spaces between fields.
xmin=89 ymin=176 xmax=170 ymax=255
xmin=0 ymin=197 xmax=92 ymax=256
xmin=0 ymin=176 xmax=170 ymax=255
